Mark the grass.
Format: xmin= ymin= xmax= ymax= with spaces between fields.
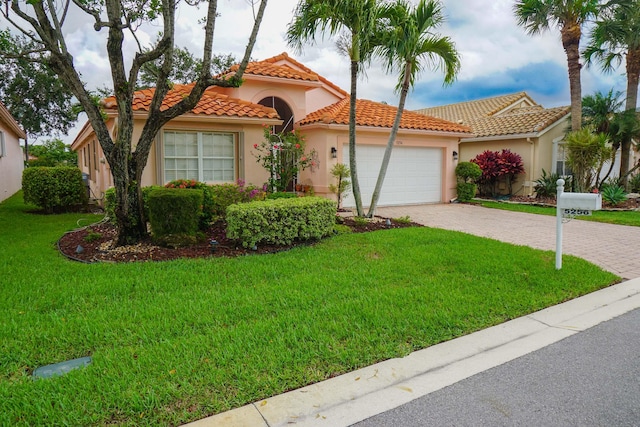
xmin=477 ymin=200 xmax=640 ymax=227
xmin=0 ymin=192 xmax=619 ymax=426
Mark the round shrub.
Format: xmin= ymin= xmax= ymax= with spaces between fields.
xmin=455 ymin=161 xmax=482 ymax=183
xmin=456 ymin=182 xmax=477 ymax=202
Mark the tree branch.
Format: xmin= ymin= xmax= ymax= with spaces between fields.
xmin=140 ymin=0 xmax=175 ymax=114
xmin=71 ymin=0 xmax=110 ymax=29
xmin=45 ymin=0 xmax=69 ymax=54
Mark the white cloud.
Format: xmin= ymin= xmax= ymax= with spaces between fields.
xmin=3 ymin=0 xmax=630 ymax=143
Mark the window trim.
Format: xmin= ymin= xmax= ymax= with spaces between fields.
xmin=161 ymin=130 xmax=239 ymax=184
xmin=552 ymin=136 xmax=572 ymax=178
xmin=0 ymin=131 xmax=5 ymax=157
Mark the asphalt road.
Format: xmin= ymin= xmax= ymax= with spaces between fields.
xmin=353 ymin=308 xmax=640 ymax=427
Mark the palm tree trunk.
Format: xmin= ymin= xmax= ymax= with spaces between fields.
xmin=620 ymin=48 xmax=640 ymax=186
xmin=349 ymin=60 xmax=364 ymax=216
xmin=561 ymin=24 xmax=583 ymax=131
xmin=367 ymin=64 xmax=411 ymax=217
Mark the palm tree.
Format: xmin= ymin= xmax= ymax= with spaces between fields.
xmin=582 ymin=89 xmax=624 ymax=185
xmin=514 ymin=0 xmax=599 ymax=131
xmin=582 ymin=89 xmax=624 ymax=134
xmin=287 ymin=0 xmax=383 ymax=216
xmin=584 ymin=0 xmax=640 ymax=185
xmin=366 ymin=0 xmax=460 ymax=217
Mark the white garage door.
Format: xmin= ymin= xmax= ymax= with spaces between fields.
xmin=343 ymin=145 xmax=442 ymax=208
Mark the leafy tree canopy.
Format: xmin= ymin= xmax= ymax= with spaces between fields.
xmin=0 ymin=31 xmax=77 ymax=139
xmin=28 ymin=138 xmax=77 ymax=167
xmin=137 ymin=44 xmax=238 ymax=89
xmin=0 ymin=0 xmax=268 ymax=246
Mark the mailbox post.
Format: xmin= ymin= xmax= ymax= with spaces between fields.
xmin=555 ymin=179 xmax=602 ymax=269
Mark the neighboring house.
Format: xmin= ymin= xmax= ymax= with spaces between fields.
xmin=71 ymin=53 xmax=470 ymax=208
xmin=0 ymin=101 xmax=26 ymax=203
xmin=416 ymin=92 xmax=571 ymax=196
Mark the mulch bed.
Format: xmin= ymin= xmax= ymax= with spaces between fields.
xmin=57 ymin=216 xmax=421 ymax=264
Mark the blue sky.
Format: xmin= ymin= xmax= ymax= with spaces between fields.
xmin=2 ymin=0 xmax=632 ymax=141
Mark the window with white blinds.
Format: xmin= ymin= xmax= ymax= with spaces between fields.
xmin=163 ymin=131 xmax=235 ymax=182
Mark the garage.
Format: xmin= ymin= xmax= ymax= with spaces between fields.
xmin=342 ymin=145 xmax=442 ymax=207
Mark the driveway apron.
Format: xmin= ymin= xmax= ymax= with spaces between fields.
xmin=376 ymin=204 xmax=640 ymax=280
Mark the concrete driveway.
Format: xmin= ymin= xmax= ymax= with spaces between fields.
xmin=376 ymin=203 xmax=640 ymax=280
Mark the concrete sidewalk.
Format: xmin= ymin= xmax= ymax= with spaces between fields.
xmin=377 ymin=204 xmax=640 ymax=280
xmin=185 ymin=278 xmax=640 ymax=427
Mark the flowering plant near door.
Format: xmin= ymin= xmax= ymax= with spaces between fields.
xmin=252 ymin=126 xmax=317 ymax=192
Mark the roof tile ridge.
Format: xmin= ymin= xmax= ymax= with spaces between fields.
xmin=277 ymin=53 xmax=348 ymax=97
xmin=323 ymin=97 xmax=351 ymax=121
xmin=420 ymin=92 xmax=527 ymax=112
xmin=486 ymin=92 xmax=532 ymax=116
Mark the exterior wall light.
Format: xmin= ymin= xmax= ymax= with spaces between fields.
xmin=331 ymin=147 xmax=337 ymax=158
xmin=453 ymin=151 xmax=458 ymax=161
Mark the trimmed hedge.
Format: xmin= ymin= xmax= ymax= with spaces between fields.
xmin=455 ymin=161 xmax=482 ymax=182
xmin=22 ymin=166 xmax=88 ymax=213
xmin=104 ymin=181 xmax=265 ymax=229
xmin=456 ymin=182 xmax=477 ymax=202
xmin=209 ymin=182 xmax=265 ymax=219
xmin=226 ymin=196 xmax=337 ymax=248
xmin=104 ymin=186 xmax=163 ymax=225
xmin=266 ymin=192 xmax=298 ymax=200
xmin=455 ymin=161 xmax=481 ymax=202
xmin=147 ymin=188 xmax=203 ymax=247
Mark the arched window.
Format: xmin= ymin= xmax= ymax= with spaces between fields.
xmin=258 ymin=97 xmax=294 ymax=133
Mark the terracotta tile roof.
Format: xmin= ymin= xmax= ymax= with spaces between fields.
xmin=415 ymin=92 xmax=570 ymax=137
xmin=227 ymin=56 xmax=319 ymax=82
xmin=101 ymin=84 xmax=279 ymax=119
xmin=223 ymin=52 xmax=348 ymax=97
xmin=298 ymin=97 xmax=472 ymax=133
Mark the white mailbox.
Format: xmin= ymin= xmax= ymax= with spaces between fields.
xmin=555 ymin=179 xmax=603 ymax=271
xmin=557 ymin=192 xmax=602 ymax=211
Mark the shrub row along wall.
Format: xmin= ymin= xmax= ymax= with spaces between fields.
xmin=22 ymin=166 xmax=88 ymax=213
xmin=226 ymin=197 xmax=337 ymax=248
xmin=104 ymin=181 xmax=264 ymax=227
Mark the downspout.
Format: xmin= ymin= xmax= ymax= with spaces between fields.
xmin=552 ymin=136 xmax=563 ymax=176
xmin=528 ymin=137 xmax=534 ymax=196
xmin=24 ymin=136 xmax=28 ymax=167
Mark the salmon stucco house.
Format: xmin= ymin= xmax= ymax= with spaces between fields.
xmin=71 ymin=53 xmax=471 ymax=208
xmin=416 ymin=92 xmax=571 ymax=196
xmin=0 ymin=101 xmax=26 ymax=203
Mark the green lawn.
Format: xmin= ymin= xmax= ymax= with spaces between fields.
xmin=1 ymin=193 xmax=618 ymax=426
xmin=477 ymin=200 xmax=640 ymax=227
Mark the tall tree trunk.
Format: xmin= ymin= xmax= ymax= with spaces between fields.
xmin=561 ymin=23 xmax=583 ymax=131
xmin=108 ymin=143 xmax=147 ymax=246
xmin=367 ymin=65 xmax=411 ymax=217
xmin=620 ymin=48 xmax=640 ymax=187
xmin=349 ymin=59 xmax=364 ymax=216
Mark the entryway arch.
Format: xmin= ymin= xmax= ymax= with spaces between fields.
xmin=258 ymin=96 xmax=294 ymax=133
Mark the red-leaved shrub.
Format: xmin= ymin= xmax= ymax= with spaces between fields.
xmin=471 ymin=149 xmax=524 ymax=196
